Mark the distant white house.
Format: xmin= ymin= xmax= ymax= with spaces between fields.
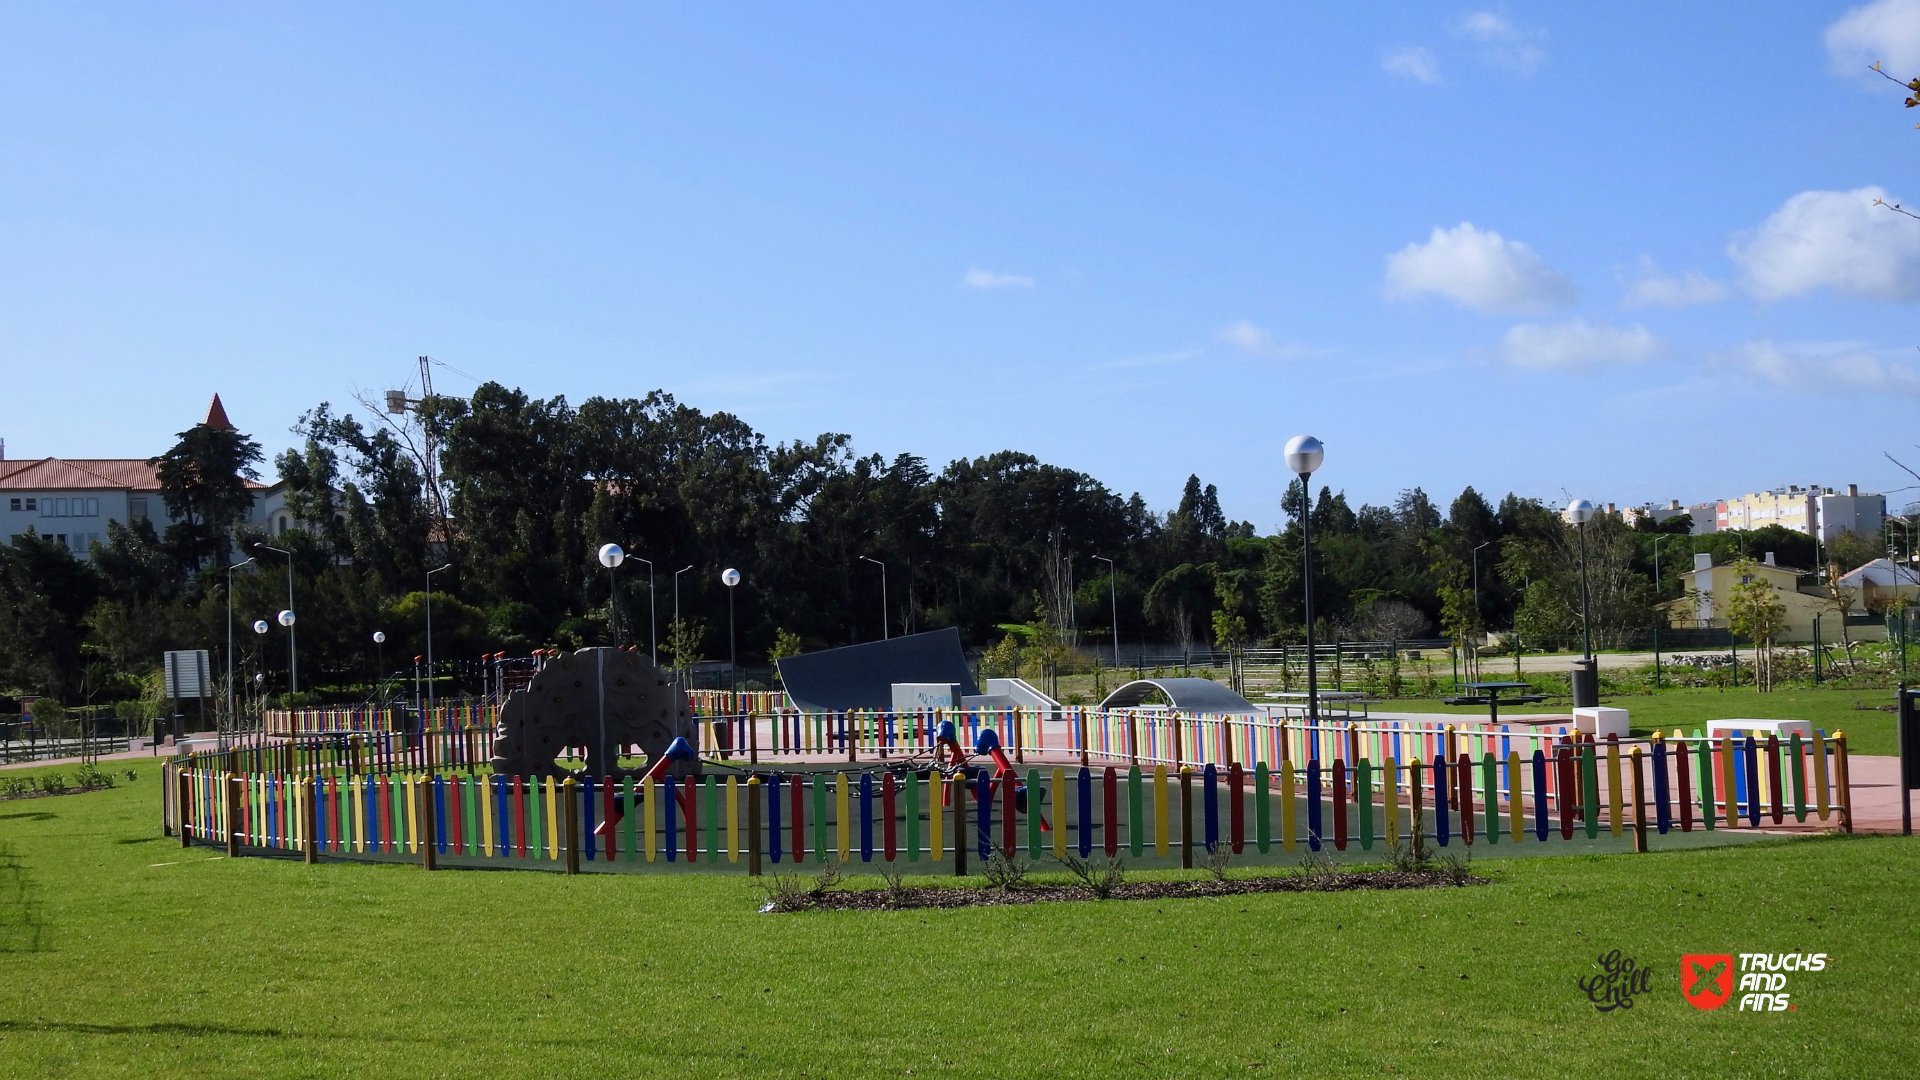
xmin=0 ymin=395 xmax=288 ymax=559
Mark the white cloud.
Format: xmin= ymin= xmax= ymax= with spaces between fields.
xmin=1454 ymin=10 xmax=1547 ymax=75
xmin=1215 ymin=320 xmax=1309 ymax=360
xmin=1621 ymin=257 xmax=1731 ymax=308
xmin=961 ymin=269 xmax=1034 ymax=289
xmin=1712 ymin=338 xmax=1920 ymax=395
xmin=1382 ymin=46 xmax=1442 ymax=84
xmin=1386 ymin=222 xmax=1577 ymax=313
xmin=1499 ymin=319 xmax=1664 ymax=371
xmin=1826 ymin=0 xmax=1920 ymax=80
xmin=1727 ymin=186 xmax=1920 ymax=301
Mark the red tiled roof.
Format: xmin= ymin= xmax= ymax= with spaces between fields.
xmin=0 ymin=457 xmax=268 ymax=491
xmin=204 ymin=394 xmax=233 ymax=431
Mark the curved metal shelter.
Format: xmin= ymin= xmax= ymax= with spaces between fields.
xmin=1097 ymin=677 xmax=1260 ymax=715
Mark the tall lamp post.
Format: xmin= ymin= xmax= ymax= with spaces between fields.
xmin=721 ymin=568 xmax=742 ymax=695
xmin=251 ymin=619 xmax=270 ymax=723
xmin=1650 ymin=533 xmax=1669 ymax=688
xmin=672 ymin=564 xmax=694 ymax=676
xmin=426 ymin=563 xmax=452 ymax=714
xmin=226 ymin=556 xmax=255 ymax=733
xmin=861 ymin=556 xmax=888 ymax=640
xmin=1285 ymin=435 xmax=1326 ymax=725
xmin=630 ymin=555 xmax=657 ymax=665
xmin=259 ymin=545 xmax=296 ymax=694
xmin=598 ymin=543 xmax=627 ymax=644
xmin=1093 ymin=555 xmax=1119 ymax=665
xmin=372 ymin=631 xmax=386 ymax=696
xmin=1567 ymin=499 xmax=1596 ymax=660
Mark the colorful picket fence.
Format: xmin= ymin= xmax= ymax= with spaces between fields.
xmin=264 ymin=700 xmax=499 ymax=736
xmin=163 ymin=722 xmax=1854 ymax=873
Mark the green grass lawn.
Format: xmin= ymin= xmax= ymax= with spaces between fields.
xmin=1379 ymin=687 xmax=1901 ymax=756
xmin=2 ymin=771 xmax=1917 ymax=1078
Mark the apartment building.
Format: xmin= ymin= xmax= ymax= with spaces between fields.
xmin=1714 ymin=484 xmax=1883 ymax=543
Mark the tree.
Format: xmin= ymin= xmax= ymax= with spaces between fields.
xmin=1726 ymin=558 xmax=1788 ymax=691
xmin=0 ymin=532 xmax=103 ymax=699
xmin=149 ymin=422 xmax=264 ymax=571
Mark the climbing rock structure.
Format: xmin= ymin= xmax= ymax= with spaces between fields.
xmin=488 ymin=647 xmax=699 ymax=778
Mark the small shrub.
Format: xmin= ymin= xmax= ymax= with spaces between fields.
xmin=879 ymin=867 xmax=910 ymax=906
xmin=35 ymin=773 xmax=65 ymax=795
xmin=1383 ymin=829 xmax=1432 ymax=872
xmin=1297 ymin=849 xmax=1342 ymax=890
xmin=1056 ymin=853 xmax=1126 ymax=899
xmin=1202 ymin=845 xmax=1234 ymax=882
xmin=755 ymin=872 xmax=820 ymax=913
xmin=73 ymin=764 xmax=114 ymax=791
xmin=1438 ymin=850 xmax=1474 ymax=886
xmin=982 ymin=852 xmax=1030 ymax=891
xmin=754 ymin=859 xmax=844 ymax=913
xmin=1 ymin=777 xmax=27 ymax=798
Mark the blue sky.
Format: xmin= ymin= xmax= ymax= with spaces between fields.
xmin=6 ymin=2 xmax=1920 ymax=529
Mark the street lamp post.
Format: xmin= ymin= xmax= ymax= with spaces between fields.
xmin=721 ymin=568 xmax=742 ymax=696
xmin=1093 ymin=555 xmax=1119 ymax=666
xmin=226 ymin=556 xmax=255 ymax=736
xmin=630 ymin=556 xmax=657 ymax=665
xmin=1567 ymin=500 xmax=1596 ymax=659
xmin=1650 ymin=533 xmax=1669 ymax=688
xmin=372 ymin=631 xmax=386 ymax=696
xmin=259 ymin=545 xmax=296 ymax=694
xmin=251 ymin=620 xmax=270 ymax=724
xmin=426 ymin=563 xmax=453 ymax=715
xmin=861 ymin=556 xmax=888 ymax=640
xmin=1471 ymin=538 xmax=1492 ymax=628
xmin=672 ymin=564 xmax=694 ymax=676
xmin=1285 ymin=435 xmax=1326 ymax=726
xmin=598 ymin=543 xmax=627 ymax=645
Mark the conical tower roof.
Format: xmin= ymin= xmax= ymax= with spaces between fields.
xmin=203 ymin=394 xmax=234 ymax=431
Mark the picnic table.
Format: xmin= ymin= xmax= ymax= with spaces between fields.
xmin=1441 ymin=681 xmax=1546 ymax=724
xmin=1264 ymin=691 xmax=1373 ymax=721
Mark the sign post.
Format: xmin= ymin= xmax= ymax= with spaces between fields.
xmin=163 ymin=650 xmax=212 ymax=746
xmin=1899 ymin=686 xmax=1918 ymax=836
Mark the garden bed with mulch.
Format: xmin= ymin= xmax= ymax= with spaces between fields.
xmin=760 ymin=867 xmax=1490 ymax=912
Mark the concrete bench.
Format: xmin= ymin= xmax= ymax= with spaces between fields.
xmin=1573 ymin=706 xmax=1629 ymax=739
xmin=1705 ymin=718 xmax=1813 ymax=741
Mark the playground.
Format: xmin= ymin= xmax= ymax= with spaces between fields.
xmin=152 ymin=645 xmax=1868 ymax=882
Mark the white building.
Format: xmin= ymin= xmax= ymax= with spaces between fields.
xmin=0 ymin=395 xmax=287 ymax=559
xmin=1713 ymin=484 xmax=1883 ymax=544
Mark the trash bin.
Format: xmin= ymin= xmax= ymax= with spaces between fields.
xmin=1570 ymin=658 xmax=1598 ymax=709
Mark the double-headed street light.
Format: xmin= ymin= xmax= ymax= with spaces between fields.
xmin=1284 ymin=435 xmax=1326 ymax=725
xmin=259 ymin=545 xmax=296 ymax=694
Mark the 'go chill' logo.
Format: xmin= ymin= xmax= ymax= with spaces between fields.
xmin=1682 ymin=952 xmax=1827 ymax=1012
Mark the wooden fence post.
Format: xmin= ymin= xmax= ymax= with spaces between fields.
xmin=1077 ymin=710 xmax=1090 ymax=768
xmin=1835 ymin=733 xmax=1853 ymax=834
xmin=225 ymin=773 xmax=241 ymax=858
xmin=305 ymin=775 xmax=320 ymax=864
xmin=746 ymin=777 xmax=762 ymax=877
xmin=564 ymin=778 xmax=580 ymax=875
xmin=178 ymin=768 xmax=192 ymax=848
xmin=1179 ymin=766 xmax=1194 ymax=869
xmin=749 ymin=711 xmax=759 ymax=766
xmin=954 ymin=777 xmax=968 ymax=877
xmin=1630 ymin=748 xmax=1648 ymax=853
xmin=420 ymin=776 xmax=438 ymax=871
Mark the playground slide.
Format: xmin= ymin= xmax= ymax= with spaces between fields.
xmin=972 ymin=728 xmax=1045 ymax=827
xmin=593 ymin=736 xmax=697 ymax=836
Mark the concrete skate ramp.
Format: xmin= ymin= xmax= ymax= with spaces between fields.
xmin=1098 ymin=677 xmax=1260 ymax=715
xmin=777 ymin=628 xmax=979 ymax=713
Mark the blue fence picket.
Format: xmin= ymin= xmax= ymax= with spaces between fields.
xmin=1433 ymin=754 xmax=1450 ymax=846
xmin=1306 ymin=758 xmax=1322 ymax=852
xmin=860 ymin=773 xmax=874 ymax=862
xmin=1077 ymin=766 xmax=1093 ymax=858
xmin=1203 ymin=763 xmax=1219 ymax=852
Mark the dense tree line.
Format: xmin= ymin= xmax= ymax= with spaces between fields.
xmin=0 ymin=380 xmax=1872 ymax=709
